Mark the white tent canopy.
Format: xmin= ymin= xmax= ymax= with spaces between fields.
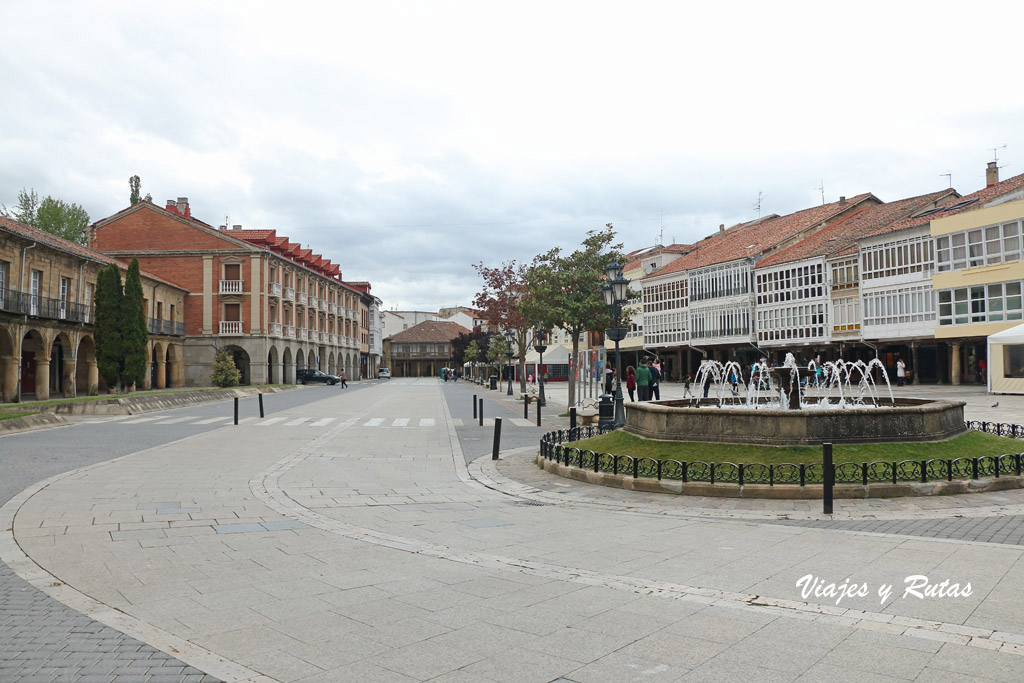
xmin=987 ymin=322 xmax=1024 ymax=394
xmin=989 ymin=322 xmax=1024 ymax=343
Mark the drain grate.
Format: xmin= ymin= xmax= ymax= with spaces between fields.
xmin=512 ymin=499 xmax=549 ymax=507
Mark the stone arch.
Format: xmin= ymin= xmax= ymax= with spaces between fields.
xmin=76 ymin=335 xmax=98 ymax=396
xmin=21 ymin=328 xmax=48 ymax=400
xmin=328 ymin=352 xmax=335 ymax=375
xmin=282 ymin=347 xmax=294 ymax=384
xmin=0 ymin=325 xmax=18 ymax=402
xmin=221 ymin=345 xmax=251 ymax=386
xmin=166 ymin=344 xmax=182 ymax=388
xmin=267 ymin=345 xmax=280 ymax=385
xmin=150 ymin=341 xmax=166 ymax=389
xmin=295 ymin=348 xmax=305 ymax=377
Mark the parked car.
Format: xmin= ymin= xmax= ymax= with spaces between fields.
xmin=296 ymin=369 xmax=340 ymax=385
xmin=378 ymin=368 xmax=391 ymax=379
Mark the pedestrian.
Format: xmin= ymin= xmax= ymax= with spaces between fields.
xmin=649 ymin=361 xmax=661 ymax=400
xmin=729 ymin=369 xmax=739 ymax=396
xmin=604 ymin=365 xmax=613 ymax=394
xmin=635 ymin=360 xmax=652 ymax=401
xmin=702 ymin=370 xmax=713 ymax=398
xmin=683 ymin=374 xmax=694 ymax=398
xmin=625 ymin=366 xmax=636 ymax=401
xmin=896 ymin=357 xmax=906 ymax=387
xmin=339 ymin=368 xmax=348 ymax=388
xmin=978 ymin=359 xmax=987 ymax=385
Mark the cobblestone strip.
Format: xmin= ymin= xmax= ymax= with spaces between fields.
xmin=0 ymin=437 xmax=275 ymax=683
xmin=250 ymin=408 xmax=1024 ymax=659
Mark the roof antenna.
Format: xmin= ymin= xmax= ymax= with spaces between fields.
xmin=814 ymin=179 xmax=824 ymax=205
xmin=219 ymin=214 xmax=230 ymax=230
xmin=990 ymin=144 xmax=1007 ymax=165
xmin=657 ymin=213 xmax=664 ymax=246
xmin=940 ymin=173 xmax=952 ymax=188
xmin=753 ymin=191 xmax=764 ymax=219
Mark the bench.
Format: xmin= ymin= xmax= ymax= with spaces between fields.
xmin=576 ymin=409 xmax=600 ymax=425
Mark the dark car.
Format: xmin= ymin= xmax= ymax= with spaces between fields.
xmin=296 ymin=369 xmax=340 ymax=385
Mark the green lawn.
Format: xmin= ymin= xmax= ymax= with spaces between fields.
xmin=1 ymin=384 xmax=287 ymax=410
xmin=0 ymin=411 xmax=35 ymax=422
xmin=567 ymin=429 xmax=1024 ymax=465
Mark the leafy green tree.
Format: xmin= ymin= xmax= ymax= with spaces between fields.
xmin=121 ymin=258 xmax=149 ymax=387
xmin=486 ymin=335 xmax=511 ymax=379
xmin=464 ymin=339 xmax=481 ymax=378
xmin=211 ymin=347 xmax=241 ymax=388
xmin=129 ymin=175 xmax=152 ymax=205
xmin=522 ymin=224 xmax=624 ymax=409
xmin=94 ymin=265 xmax=125 ymax=392
xmin=2 ymin=188 xmax=90 ymax=245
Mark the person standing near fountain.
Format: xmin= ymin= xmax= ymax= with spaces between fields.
xmin=636 ymin=360 xmax=652 ymax=401
xmin=625 ymin=366 xmax=636 ymax=401
xmin=649 ymin=361 xmax=662 ymax=400
xmin=896 ymin=357 xmax=906 ymax=387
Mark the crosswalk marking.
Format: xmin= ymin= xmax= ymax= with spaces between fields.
xmin=111 ymin=414 xmax=538 ymax=429
xmin=364 ymin=418 xmax=385 ymax=427
xmin=195 ymin=417 xmax=232 ymax=424
xmin=392 ymin=418 xmax=409 ymax=427
xmin=257 ymin=417 xmax=287 ymax=426
xmin=452 ymin=418 xmax=463 ymax=426
xmin=310 ymin=418 xmax=335 ymax=426
xmin=510 ymin=418 xmax=534 ymax=427
xmin=284 ymin=417 xmax=310 ymax=426
xmin=123 ymin=417 xmax=160 ymax=424
xmin=153 ymin=416 xmax=199 ymax=424
xmin=419 ymin=418 xmax=435 ymax=427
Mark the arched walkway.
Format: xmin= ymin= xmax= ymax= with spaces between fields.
xmin=151 ymin=341 xmax=166 ymax=390
xmin=267 ymin=346 xmax=280 ymax=385
xmin=223 ymin=345 xmax=251 ymax=386
xmin=283 ymin=347 xmax=294 ymax=384
xmin=76 ymin=336 xmax=98 ymax=396
xmin=21 ymin=329 xmax=47 ymax=400
xmin=328 ymin=352 xmax=335 ymax=375
xmin=0 ymin=326 xmax=18 ymax=403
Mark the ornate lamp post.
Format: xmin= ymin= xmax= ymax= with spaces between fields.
xmin=504 ymin=329 xmax=515 ymax=396
xmin=602 ymin=260 xmax=630 ymax=429
xmin=533 ymin=326 xmax=547 ymax=407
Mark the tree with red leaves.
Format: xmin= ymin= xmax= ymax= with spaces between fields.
xmin=472 ymin=260 xmax=533 ymax=393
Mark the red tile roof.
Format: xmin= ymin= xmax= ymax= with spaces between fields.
xmin=386 ymin=320 xmax=471 ymax=343
xmin=1 ymin=216 xmax=186 ymax=291
xmin=758 ymin=189 xmax=959 ymax=267
xmin=646 ymin=194 xmax=876 ymax=279
xmin=877 ymin=172 xmax=1024 ymax=237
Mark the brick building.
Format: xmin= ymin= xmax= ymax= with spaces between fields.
xmin=91 ymin=198 xmax=370 ymax=386
xmin=1 ymin=216 xmax=188 ymax=402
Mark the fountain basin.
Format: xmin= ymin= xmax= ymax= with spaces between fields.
xmin=625 ymin=398 xmax=967 ymax=446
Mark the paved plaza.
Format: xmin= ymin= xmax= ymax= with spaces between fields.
xmin=2 ymin=379 xmax=1024 ymax=681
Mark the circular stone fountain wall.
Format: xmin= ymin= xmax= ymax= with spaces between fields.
xmin=625 ymin=398 xmax=967 ymax=446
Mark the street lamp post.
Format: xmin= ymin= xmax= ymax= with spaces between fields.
xmin=602 ymin=260 xmax=630 ymax=429
xmin=504 ymin=329 xmax=515 ymax=396
xmin=533 ymin=326 xmax=547 ymax=407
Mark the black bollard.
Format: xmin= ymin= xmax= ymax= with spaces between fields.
xmin=478 ymin=397 xmax=484 ymax=426
xmin=258 ymin=393 xmax=264 ymax=418
xmin=492 ymin=417 xmax=502 ymax=460
xmin=473 ymin=395 xmax=477 ymax=419
xmin=536 ymin=396 xmax=542 ymax=427
xmin=234 ymin=396 xmax=239 ymax=425
xmin=823 ymin=442 xmax=834 ymax=515
xmin=524 ymin=396 xmax=529 ymax=420
xmin=570 ymin=407 xmax=577 ymax=430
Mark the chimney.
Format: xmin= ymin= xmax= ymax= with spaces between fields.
xmin=165 ymin=199 xmax=178 ymax=214
xmin=839 ymin=196 xmax=846 ymax=204
xmin=232 ymin=224 xmax=242 ymax=230
xmin=719 ymin=224 xmax=725 ymax=233
xmin=987 ymin=161 xmax=999 ymax=187
xmin=176 ymin=197 xmax=190 ymax=218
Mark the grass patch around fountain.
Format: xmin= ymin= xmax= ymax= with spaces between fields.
xmin=567 ymin=429 xmax=1023 ymax=465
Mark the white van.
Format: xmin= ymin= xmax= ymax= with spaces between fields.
xmin=378 ymin=368 xmax=391 ymax=379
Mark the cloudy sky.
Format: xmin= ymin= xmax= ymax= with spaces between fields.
xmin=3 ymin=1 xmax=1023 ymax=311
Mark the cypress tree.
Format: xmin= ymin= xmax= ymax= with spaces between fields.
xmin=121 ymin=258 xmax=149 ymax=388
xmin=94 ymin=265 xmax=124 ymax=392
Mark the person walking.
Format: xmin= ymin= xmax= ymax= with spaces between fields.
xmin=339 ymin=368 xmax=348 ymax=388
xmin=625 ymin=366 xmax=636 ymax=401
xmin=896 ymin=357 xmax=906 ymax=387
xmin=683 ymin=374 xmax=694 ymax=398
xmin=635 ymin=360 xmax=652 ymax=401
xmin=649 ymin=361 xmax=661 ymax=400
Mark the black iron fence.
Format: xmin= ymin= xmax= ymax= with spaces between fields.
xmin=147 ymin=317 xmax=186 ymax=336
xmin=0 ymin=287 xmax=91 ymax=323
xmin=539 ymin=422 xmax=1024 ymax=487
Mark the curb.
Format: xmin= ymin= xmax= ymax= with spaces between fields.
xmin=0 ymin=412 xmax=69 ymax=436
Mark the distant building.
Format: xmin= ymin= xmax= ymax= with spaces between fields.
xmin=383 ymin=320 xmax=470 ymax=377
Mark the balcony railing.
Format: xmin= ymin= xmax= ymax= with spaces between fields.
xmin=298 ymin=327 xmax=307 ymax=340
xmin=219 ymin=321 xmax=244 ymax=335
xmin=270 ymin=322 xmax=282 ymax=336
xmin=219 ymin=280 xmax=243 ymax=294
xmin=308 ymin=295 xmax=318 ymax=308
xmin=269 ymin=282 xmax=282 ymax=297
xmin=1 ymin=287 xmax=92 ymax=323
xmin=147 ymin=318 xmax=186 ymax=336
xmin=296 ymin=292 xmax=307 ymax=305
xmin=284 ymin=286 xmax=295 ymax=301
xmin=319 ymin=299 xmax=327 ymax=312
xmin=284 ymin=324 xmax=295 ymax=338
xmin=329 ymin=333 xmax=338 ymax=344
xmin=329 ymin=302 xmax=337 ymax=314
